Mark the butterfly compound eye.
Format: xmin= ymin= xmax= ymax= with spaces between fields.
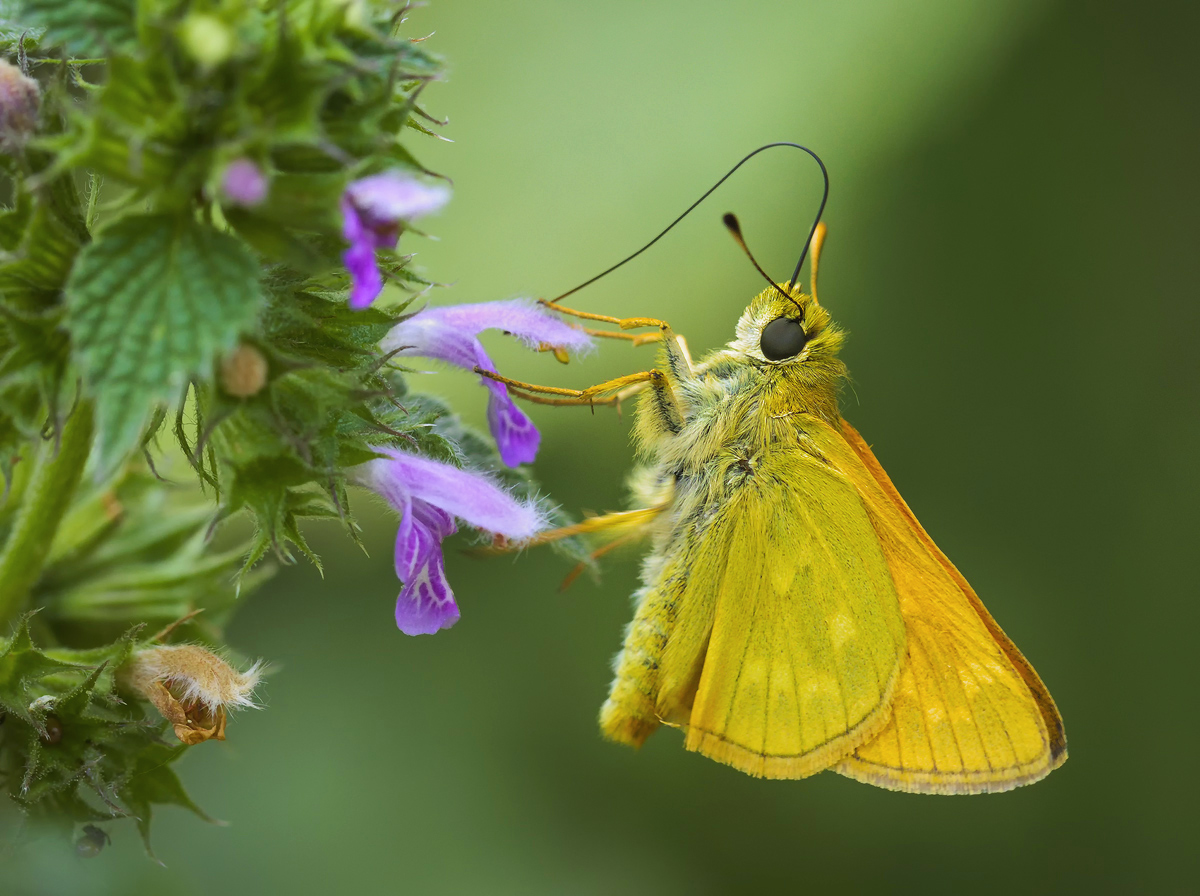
xmin=759 ymin=316 xmax=807 ymax=361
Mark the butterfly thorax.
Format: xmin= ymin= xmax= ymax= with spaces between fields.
xmin=633 ymin=286 xmax=848 ymax=485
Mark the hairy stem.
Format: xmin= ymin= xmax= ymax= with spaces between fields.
xmin=0 ymin=402 xmax=95 ymax=628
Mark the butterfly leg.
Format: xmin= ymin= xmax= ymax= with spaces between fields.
xmin=537 ymin=329 xmax=660 ymax=364
xmin=480 ymin=501 xmax=677 ymax=743
xmin=534 ymin=298 xmax=696 ymax=413
xmin=508 ymin=506 xmax=666 ymax=547
xmin=626 ymin=327 xmax=694 ymax=440
xmin=474 ymin=368 xmax=667 ymax=408
xmin=486 ymin=506 xmax=665 ymax=587
xmin=539 ymin=299 xmax=671 ymax=333
xmin=558 ymin=529 xmax=644 ymax=591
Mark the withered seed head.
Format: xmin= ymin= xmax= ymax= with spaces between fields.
xmin=119 ymin=644 xmax=262 ymax=745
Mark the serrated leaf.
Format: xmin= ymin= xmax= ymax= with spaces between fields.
xmin=0 ymin=192 xmax=85 ymax=311
xmin=0 ymin=615 xmax=88 ymax=727
xmin=119 ymin=742 xmax=215 ymax=860
xmin=18 ymin=0 xmax=136 ymax=58
xmin=0 ymin=0 xmax=40 ymax=45
xmin=65 ymin=215 xmax=264 ymax=474
xmin=52 ymin=56 xmax=193 ymax=192
xmin=225 ymin=457 xmax=330 ymax=572
xmin=244 ymin=32 xmax=334 ymax=143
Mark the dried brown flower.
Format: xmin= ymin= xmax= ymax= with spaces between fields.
xmin=120 ymin=645 xmax=262 ymax=745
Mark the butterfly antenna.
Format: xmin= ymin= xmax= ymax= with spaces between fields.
xmin=722 ymin=213 xmax=801 ymax=310
xmin=549 ymin=142 xmax=830 ymax=304
xmin=809 ymin=222 xmax=827 ymax=305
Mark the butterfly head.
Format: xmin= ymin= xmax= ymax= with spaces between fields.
xmin=730 ymin=282 xmax=845 ymax=370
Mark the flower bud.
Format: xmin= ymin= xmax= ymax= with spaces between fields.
xmin=320 ymin=0 xmax=367 ymax=30
xmin=28 ymin=694 xmax=56 ymax=714
xmin=220 ymin=158 xmax=268 ymax=207
xmin=119 ymin=644 xmax=262 ymax=745
xmin=178 ymin=13 xmax=235 ymax=68
xmin=0 ymin=59 xmax=39 ymax=147
xmin=39 ymin=714 xmax=63 ymax=745
xmin=220 ymin=342 xmax=269 ymax=397
xmin=75 ymin=825 xmax=110 ymax=858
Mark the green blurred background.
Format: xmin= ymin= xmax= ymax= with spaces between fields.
xmin=8 ymin=0 xmax=1199 ymax=892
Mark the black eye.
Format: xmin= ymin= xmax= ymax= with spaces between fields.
xmin=759 ymin=316 xmax=807 ymax=361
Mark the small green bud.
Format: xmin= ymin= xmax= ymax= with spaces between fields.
xmin=321 ymin=0 xmax=367 ymax=30
xmin=178 ymin=13 xmax=235 ymax=68
xmin=0 ymin=59 xmax=39 ymax=147
xmin=28 ymin=694 xmax=56 ymax=714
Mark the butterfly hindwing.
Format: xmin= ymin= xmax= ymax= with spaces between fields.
xmin=681 ymin=447 xmax=907 ymax=778
xmin=824 ymin=420 xmax=1067 ymax=793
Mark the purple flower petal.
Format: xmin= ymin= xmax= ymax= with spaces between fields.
xmin=346 ymin=173 xmax=450 ymax=225
xmin=392 ymin=495 xmax=460 ymax=634
xmin=471 ymin=347 xmax=541 ymax=465
xmin=342 ymin=200 xmax=386 ymax=310
xmin=382 ymin=299 xmax=592 ymax=360
xmin=485 ymin=382 xmax=540 ymax=466
xmin=341 ymin=172 xmax=450 ymax=310
xmin=393 ymin=495 xmax=455 ymax=580
xmin=394 ymin=545 xmax=460 ymax=636
xmin=368 ymin=449 xmax=544 ymax=539
xmin=381 ymin=300 xmax=593 ymax=465
xmin=360 ymin=448 xmax=547 ymax=636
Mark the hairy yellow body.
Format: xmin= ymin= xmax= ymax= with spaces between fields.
xmin=581 ymin=282 xmax=1066 ymax=793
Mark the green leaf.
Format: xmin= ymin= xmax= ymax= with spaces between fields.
xmin=243 ymin=30 xmax=334 ymax=143
xmin=0 ymin=0 xmax=40 ymax=45
xmin=119 ymin=742 xmax=215 ymax=861
xmin=0 ymin=615 xmax=88 ymax=729
xmin=56 ymin=55 xmax=189 ymax=191
xmin=0 ymin=191 xmax=86 ymax=311
xmin=35 ymin=472 xmax=258 ymax=637
xmin=18 ymin=0 xmax=136 ymax=58
xmin=224 ymin=456 xmax=332 ymax=572
xmin=65 ymin=215 xmax=264 ymax=473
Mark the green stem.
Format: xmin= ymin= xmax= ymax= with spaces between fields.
xmin=0 ymin=402 xmax=95 ymax=628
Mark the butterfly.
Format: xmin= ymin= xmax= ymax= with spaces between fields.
xmin=485 ymin=144 xmax=1067 ymax=793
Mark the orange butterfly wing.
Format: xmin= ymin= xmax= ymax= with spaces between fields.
xmin=824 ymin=420 xmax=1067 ymax=793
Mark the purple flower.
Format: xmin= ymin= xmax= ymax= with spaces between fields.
xmin=360 ymin=448 xmax=546 ymax=635
xmin=382 ymin=300 xmax=593 ymax=467
xmin=221 ymin=158 xmax=268 ymax=207
xmin=342 ymin=172 xmax=451 ymax=310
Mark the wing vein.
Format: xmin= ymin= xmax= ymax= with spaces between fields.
xmin=795 ymin=497 xmax=854 ymax=732
xmin=905 ymin=637 xmax=941 ymax=772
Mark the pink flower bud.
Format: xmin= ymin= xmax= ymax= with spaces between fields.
xmin=0 ymin=59 xmax=39 ymax=147
xmin=221 ymin=158 xmax=268 ymax=207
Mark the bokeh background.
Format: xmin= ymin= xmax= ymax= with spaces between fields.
xmin=7 ymin=0 xmax=1198 ymax=892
